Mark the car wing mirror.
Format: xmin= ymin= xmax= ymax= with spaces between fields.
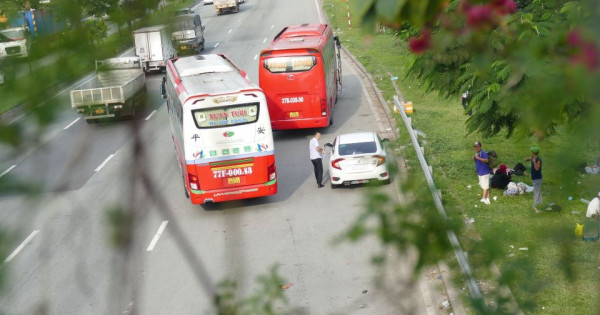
xmin=324 ymin=143 xmax=333 ymax=148
xmin=381 ymin=138 xmax=389 ymax=143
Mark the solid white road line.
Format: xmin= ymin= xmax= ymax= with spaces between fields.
xmin=315 ymin=0 xmax=323 ymax=23
xmin=145 ymin=110 xmax=157 ymax=121
xmin=146 ymin=221 xmax=169 ymax=251
xmin=95 ymin=154 xmax=115 ymax=172
xmin=214 ymin=42 xmax=220 ymax=48
xmin=0 ymin=165 xmax=16 ymax=178
xmin=64 ymin=117 xmax=80 ymax=130
xmin=4 ymin=230 xmax=39 ymax=263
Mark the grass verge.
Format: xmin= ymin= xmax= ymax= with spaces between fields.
xmin=324 ymin=1 xmax=600 ymax=314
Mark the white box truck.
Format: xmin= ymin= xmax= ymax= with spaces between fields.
xmin=0 ymin=26 xmax=30 ymax=58
xmin=133 ymin=25 xmax=177 ymax=73
xmin=70 ymin=57 xmax=146 ymax=123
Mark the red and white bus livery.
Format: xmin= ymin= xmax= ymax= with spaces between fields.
xmin=161 ymin=54 xmax=277 ymax=204
xmin=259 ymin=23 xmax=342 ymax=130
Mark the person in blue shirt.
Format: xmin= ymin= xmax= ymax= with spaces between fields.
xmin=472 ymin=141 xmax=492 ymax=205
xmin=525 ymin=146 xmax=543 ymax=212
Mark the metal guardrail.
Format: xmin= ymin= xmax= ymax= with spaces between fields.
xmin=392 ymin=92 xmax=485 ymax=304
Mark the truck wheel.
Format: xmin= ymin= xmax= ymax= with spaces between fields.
xmin=233 ymin=5 xmax=239 ymax=12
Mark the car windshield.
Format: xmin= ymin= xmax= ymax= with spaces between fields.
xmin=0 ymin=29 xmax=25 ymax=42
xmin=338 ymin=141 xmax=377 ymax=156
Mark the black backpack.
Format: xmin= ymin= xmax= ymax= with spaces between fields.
xmin=487 ymin=150 xmax=499 ymax=169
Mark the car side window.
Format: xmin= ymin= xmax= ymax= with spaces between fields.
xmin=332 ymin=138 xmax=337 ymax=155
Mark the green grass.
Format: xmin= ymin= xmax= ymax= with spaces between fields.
xmin=324 ymin=1 xmax=600 ymax=314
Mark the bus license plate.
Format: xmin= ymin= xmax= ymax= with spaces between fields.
xmin=180 ymin=46 xmax=187 ymax=50
xmin=289 ymin=112 xmax=299 ymax=118
xmin=95 ymin=108 xmax=105 ymax=114
xmin=227 ymin=177 xmax=241 ymax=185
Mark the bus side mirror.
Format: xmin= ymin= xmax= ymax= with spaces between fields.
xmin=161 ymin=77 xmax=167 ymax=99
xmin=333 ymin=35 xmax=341 ymax=49
xmin=324 ymin=143 xmax=333 ymax=148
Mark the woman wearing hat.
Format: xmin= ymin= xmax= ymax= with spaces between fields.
xmin=525 ymin=147 xmax=542 ymax=212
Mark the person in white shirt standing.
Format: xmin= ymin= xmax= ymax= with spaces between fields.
xmin=586 ymin=191 xmax=600 ymax=218
xmin=309 ymin=132 xmax=325 ymax=188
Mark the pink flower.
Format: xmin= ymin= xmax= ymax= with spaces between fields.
xmin=465 ymin=5 xmax=495 ymax=27
xmin=491 ymin=0 xmax=517 ymax=15
xmin=566 ymin=30 xmax=582 ymax=46
xmin=408 ymin=31 xmax=431 ymax=54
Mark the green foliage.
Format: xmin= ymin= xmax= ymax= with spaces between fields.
xmin=404 ymin=0 xmax=600 ymax=139
xmin=84 ymin=19 xmax=108 ymax=44
xmin=213 ymin=265 xmax=290 ymax=315
xmin=106 ymin=205 xmax=134 ymax=250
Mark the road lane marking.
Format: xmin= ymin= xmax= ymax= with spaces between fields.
xmin=64 ymin=117 xmax=80 ymax=130
xmin=271 ymin=25 xmax=274 ymax=29
xmin=146 ymin=221 xmax=169 ymax=251
xmin=228 ymin=29 xmax=232 ymax=34
xmin=214 ymin=42 xmax=220 ymax=48
xmin=315 ymin=0 xmax=323 ymax=23
xmin=4 ymin=230 xmax=39 ymax=263
xmin=0 ymin=165 xmax=16 ymax=178
xmin=95 ymin=154 xmax=115 ymax=172
xmin=145 ymin=110 xmax=157 ymax=121
xmin=254 ymin=55 xmax=258 ymax=60
xmin=263 ymin=38 xmax=267 ymax=43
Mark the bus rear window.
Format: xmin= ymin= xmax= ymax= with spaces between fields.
xmin=192 ymin=103 xmax=259 ymax=128
xmin=263 ymin=56 xmax=316 ymax=73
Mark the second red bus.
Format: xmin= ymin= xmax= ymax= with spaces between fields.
xmin=259 ymin=23 xmax=342 ymax=130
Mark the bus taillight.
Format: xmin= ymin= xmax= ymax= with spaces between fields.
xmin=188 ymin=173 xmax=200 ymax=190
xmin=320 ymin=98 xmax=327 ymax=116
xmin=268 ymin=163 xmax=277 ymax=181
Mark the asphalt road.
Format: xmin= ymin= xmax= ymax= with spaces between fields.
xmin=0 ymin=1 xmax=450 ymax=314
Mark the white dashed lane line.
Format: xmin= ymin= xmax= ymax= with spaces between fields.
xmin=146 ymin=221 xmax=169 ymax=251
xmin=0 ymin=165 xmax=16 ymax=178
xmin=64 ymin=117 xmax=80 ymax=130
xmin=228 ymin=29 xmax=232 ymax=34
xmin=145 ymin=110 xmax=157 ymax=121
xmin=4 ymin=230 xmax=39 ymax=263
xmin=214 ymin=42 xmax=220 ymax=48
xmin=263 ymin=38 xmax=267 ymax=43
xmin=95 ymin=153 xmax=116 ymax=172
xmin=254 ymin=55 xmax=258 ymax=60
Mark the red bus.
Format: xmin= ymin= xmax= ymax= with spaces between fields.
xmin=161 ymin=54 xmax=277 ymax=204
xmin=259 ymin=23 xmax=342 ymax=130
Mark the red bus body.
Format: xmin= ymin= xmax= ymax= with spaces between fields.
xmin=259 ymin=24 xmax=340 ymax=130
xmin=163 ymin=54 xmax=277 ymax=204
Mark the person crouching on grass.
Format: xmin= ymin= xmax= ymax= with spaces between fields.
xmin=473 ymin=141 xmax=491 ymax=205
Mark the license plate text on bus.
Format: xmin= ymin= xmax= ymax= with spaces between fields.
xmin=213 ymin=167 xmax=253 ymax=178
xmin=281 ymin=97 xmax=304 ymax=104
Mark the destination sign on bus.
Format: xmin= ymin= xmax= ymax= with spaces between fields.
xmin=193 ymin=103 xmax=258 ymax=128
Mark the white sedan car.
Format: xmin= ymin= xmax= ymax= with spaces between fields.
xmin=325 ymin=131 xmax=391 ymax=188
xmin=203 ymin=0 xmax=213 ymax=4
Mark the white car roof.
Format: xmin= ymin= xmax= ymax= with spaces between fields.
xmin=338 ymin=132 xmax=376 ymax=144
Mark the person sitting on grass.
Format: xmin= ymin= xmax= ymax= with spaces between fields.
xmin=586 ymin=191 xmax=600 ymax=218
xmin=490 ymin=163 xmax=511 ymax=189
